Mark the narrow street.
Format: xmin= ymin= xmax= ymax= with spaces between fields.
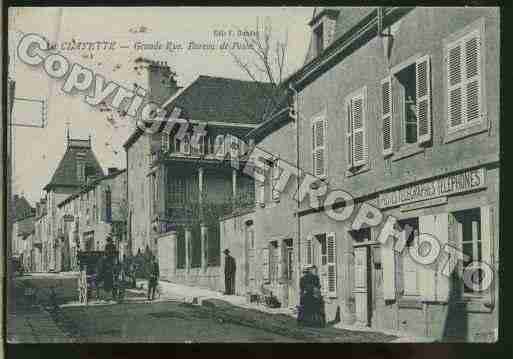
xmin=8 ymin=274 xmax=398 ymax=343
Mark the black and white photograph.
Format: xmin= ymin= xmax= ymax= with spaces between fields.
xmin=4 ymin=6 xmax=500 ymax=344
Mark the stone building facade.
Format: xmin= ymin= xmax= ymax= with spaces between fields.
xmin=126 ymin=72 xmax=270 ymax=290
xmin=57 ymin=168 xmax=128 ymax=270
xmin=224 ymin=7 xmax=499 ymax=342
xmin=38 ymin=135 xmax=104 ymax=272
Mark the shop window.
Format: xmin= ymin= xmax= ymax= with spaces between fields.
xmin=453 ymin=208 xmax=484 ymax=296
xmin=397 ymin=218 xmax=419 ymax=297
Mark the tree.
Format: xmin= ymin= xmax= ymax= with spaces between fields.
xmin=230 ymin=17 xmax=290 ymax=121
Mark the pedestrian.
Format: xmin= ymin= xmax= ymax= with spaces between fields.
xmin=147 ymin=255 xmax=159 ymax=301
xmin=310 ymin=265 xmax=325 ymax=327
xmin=298 ymin=265 xmax=321 ymax=327
xmin=223 ymin=249 xmax=236 ymax=295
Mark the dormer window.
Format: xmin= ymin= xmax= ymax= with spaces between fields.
xmin=307 ymin=8 xmax=339 ymax=62
xmin=314 ymin=23 xmax=324 ymax=56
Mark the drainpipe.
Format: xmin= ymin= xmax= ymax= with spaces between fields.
xmin=289 ymin=83 xmax=301 ymax=306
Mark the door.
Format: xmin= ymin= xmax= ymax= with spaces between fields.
xmin=283 ymin=239 xmax=295 ymax=307
xmin=353 ymin=246 xmax=371 ymax=326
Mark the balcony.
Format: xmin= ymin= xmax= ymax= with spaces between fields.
xmin=151 ymin=195 xmax=254 ymax=234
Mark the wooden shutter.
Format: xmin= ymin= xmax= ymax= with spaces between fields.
xmin=433 ymin=213 xmax=450 ymax=303
xmin=464 ymin=32 xmax=481 ymax=123
xmin=327 ymin=232 xmax=337 ymax=297
xmin=262 ymin=246 xmax=270 ymax=282
xmin=161 ymin=132 xmax=169 ymax=152
xmin=481 ymin=205 xmax=495 ymax=307
xmin=419 ymin=215 xmax=437 ymax=302
xmin=351 ymin=93 xmax=367 ymax=167
xmin=382 ymin=236 xmax=396 ymax=300
xmin=381 ymin=77 xmax=393 ymax=155
xmin=100 ymin=188 xmax=107 ymax=222
xmin=312 ymin=118 xmax=326 ymax=177
xmin=346 ymin=102 xmax=353 ymax=169
xmin=305 ymin=235 xmax=313 ymax=266
xmin=416 ymin=55 xmax=432 ymax=143
xmin=447 ymin=41 xmax=464 ymax=130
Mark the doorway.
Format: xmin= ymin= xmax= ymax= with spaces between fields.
xmin=351 ymin=227 xmax=372 ymax=327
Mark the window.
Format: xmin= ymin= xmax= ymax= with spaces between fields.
xmin=76 ymin=159 xmax=85 ymax=182
xmin=312 ymin=232 xmax=337 ymax=297
xmin=311 ymin=113 xmax=327 ymax=177
xmin=346 ymin=88 xmax=367 ymax=169
xmin=383 ymin=55 xmax=431 ymax=154
xmin=105 ymin=188 xmax=112 ymax=223
xmin=284 ymin=238 xmax=294 ymax=281
xmin=269 ymin=241 xmax=280 ymax=283
xmin=182 ymin=133 xmax=191 ymax=154
xmin=453 ymin=208 xmax=485 ymax=296
xmin=271 ymin=159 xmax=280 ymax=201
xmin=161 ymin=132 xmax=169 ymax=152
xmin=313 ymin=23 xmax=324 ymax=56
xmin=397 ymin=218 xmax=420 ymax=297
xmin=446 ymin=24 xmax=483 ymax=134
xmin=214 ymin=135 xmax=226 ymax=158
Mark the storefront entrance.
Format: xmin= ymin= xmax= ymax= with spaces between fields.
xmin=351 ymin=228 xmax=373 ymax=327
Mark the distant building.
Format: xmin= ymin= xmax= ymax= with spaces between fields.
xmin=57 ymin=168 xmax=127 ymax=270
xmin=39 ymin=134 xmax=104 ymax=272
xmin=11 ymin=194 xmax=36 ymax=271
xmin=124 ymin=67 xmax=271 ymax=290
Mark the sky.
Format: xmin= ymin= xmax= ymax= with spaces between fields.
xmin=8 ymin=7 xmax=314 ymax=205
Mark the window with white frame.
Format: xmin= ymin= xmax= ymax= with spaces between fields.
xmin=346 ymin=88 xmax=367 ymax=169
xmin=453 ymin=208 xmax=485 ymax=296
xmin=446 ymin=24 xmax=483 ymax=133
xmin=311 ymin=114 xmax=327 ymax=178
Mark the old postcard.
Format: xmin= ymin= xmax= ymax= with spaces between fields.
xmin=5 ymin=6 xmax=499 ymax=344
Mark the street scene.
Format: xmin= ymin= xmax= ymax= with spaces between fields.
xmin=6 ymin=6 xmax=499 ymax=344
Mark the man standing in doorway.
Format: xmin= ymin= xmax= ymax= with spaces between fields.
xmin=224 ymin=249 xmax=236 ymax=295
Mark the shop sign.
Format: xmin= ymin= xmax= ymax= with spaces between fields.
xmin=379 ymin=168 xmax=485 ymax=209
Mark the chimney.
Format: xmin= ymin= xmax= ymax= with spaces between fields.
xmin=108 ymin=167 xmax=118 ymax=175
xmin=133 ymin=57 xmax=182 ymax=105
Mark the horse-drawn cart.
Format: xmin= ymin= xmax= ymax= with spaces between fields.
xmin=77 ymin=250 xmax=127 ymax=305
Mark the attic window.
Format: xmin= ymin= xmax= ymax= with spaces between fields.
xmin=314 ymin=23 xmax=324 ymax=56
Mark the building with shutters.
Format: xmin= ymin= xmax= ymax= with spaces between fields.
xmin=37 ymin=133 xmax=105 ymax=272
xmin=124 ymin=62 xmax=269 ymax=291
xmin=233 ymin=7 xmax=499 ymax=342
xmin=56 ymin=168 xmax=127 ymax=270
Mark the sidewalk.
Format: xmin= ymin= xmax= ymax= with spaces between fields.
xmin=139 ymin=280 xmax=436 ymax=342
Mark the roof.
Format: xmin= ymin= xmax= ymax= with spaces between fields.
xmin=43 ymin=137 xmax=104 ymax=191
xmin=124 ymin=75 xmax=274 ymax=149
xmin=13 ymin=195 xmax=35 ymax=221
xmin=164 ymin=75 xmax=274 ymax=125
xmin=57 ymin=168 xmax=126 ymax=208
xmin=247 ymin=7 xmax=409 ymax=143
